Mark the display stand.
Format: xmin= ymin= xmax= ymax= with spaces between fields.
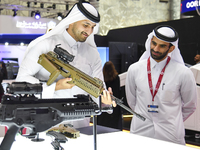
xmin=93 ymin=115 xmax=97 ymax=150
xmin=92 ymin=96 xmax=101 ymax=150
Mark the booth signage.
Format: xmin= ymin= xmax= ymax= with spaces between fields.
xmin=181 ymin=0 xmax=200 ymax=13
xmin=0 ymin=15 xmax=59 ymax=34
xmin=16 ymin=20 xmax=56 ymax=30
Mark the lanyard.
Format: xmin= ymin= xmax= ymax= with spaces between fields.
xmin=147 ymin=56 xmax=171 ymax=104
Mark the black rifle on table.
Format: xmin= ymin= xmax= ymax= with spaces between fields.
xmin=38 ymin=44 xmax=146 ymax=122
xmin=0 ymin=82 xmax=101 ymax=150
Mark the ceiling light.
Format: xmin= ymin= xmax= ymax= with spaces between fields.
xmin=57 ymin=13 xmax=63 ymax=21
xmin=35 ymin=11 xmax=40 ymax=20
xmin=40 ymin=3 xmax=44 ymax=8
xmin=31 ymin=11 xmax=35 ymax=17
xmin=52 ymin=4 xmax=56 ymax=9
xmin=12 ymin=9 xmax=17 ymax=17
xmin=66 ymin=4 xmax=68 ymax=11
xmin=27 ymin=2 xmax=30 ymax=7
xmin=20 ymin=42 xmax=24 ymax=46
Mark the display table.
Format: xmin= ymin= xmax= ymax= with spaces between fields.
xmin=0 ymin=125 xmax=196 ymax=150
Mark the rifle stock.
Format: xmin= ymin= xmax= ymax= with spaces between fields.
xmin=38 ymin=54 xmax=62 ymax=85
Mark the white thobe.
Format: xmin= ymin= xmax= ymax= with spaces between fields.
xmin=16 ymin=30 xmax=104 ymax=128
xmin=125 ymin=57 xmax=197 ymax=145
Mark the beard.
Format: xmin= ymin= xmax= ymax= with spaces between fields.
xmin=79 ymin=31 xmax=88 ymax=42
xmin=71 ymin=25 xmax=88 ymax=42
xmin=150 ymin=48 xmax=169 ymax=61
xmin=71 ymin=24 xmax=88 ymax=42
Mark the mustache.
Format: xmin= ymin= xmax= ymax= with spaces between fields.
xmin=81 ymin=31 xmax=89 ymax=37
xmin=151 ymin=49 xmax=161 ymax=54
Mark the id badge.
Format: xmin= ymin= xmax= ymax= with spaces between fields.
xmin=147 ymin=105 xmax=158 ymax=113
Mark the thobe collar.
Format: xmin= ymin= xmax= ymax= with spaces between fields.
xmin=150 ymin=56 xmax=169 ymax=70
xmin=63 ymin=30 xmax=81 ymax=49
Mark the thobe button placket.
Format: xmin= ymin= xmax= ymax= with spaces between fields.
xmin=71 ymin=44 xmax=78 ymax=66
xmin=71 ymin=44 xmax=78 ymax=56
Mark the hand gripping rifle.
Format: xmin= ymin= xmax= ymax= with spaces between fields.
xmin=37 ymin=45 xmax=146 ymax=122
xmin=0 ymin=82 xmax=101 ymax=150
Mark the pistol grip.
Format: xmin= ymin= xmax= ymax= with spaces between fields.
xmin=67 ymin=80 xmax=75 ymax=84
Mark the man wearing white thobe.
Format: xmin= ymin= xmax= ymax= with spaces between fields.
xmin=16 ymin=1 xmax=113 ymax=128
xmin=125 ymin=25 xmax=197 ymax=145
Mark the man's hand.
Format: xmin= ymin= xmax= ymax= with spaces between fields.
xmin=101 ymin=87 xmax=117 ymax=107
xmin=55 ymin=78 xmax=75 ymax=91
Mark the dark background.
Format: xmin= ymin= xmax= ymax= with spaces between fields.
xmin=95 ymin=16 xmax=200 ymax=67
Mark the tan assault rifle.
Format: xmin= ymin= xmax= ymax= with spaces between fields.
xmin=37 ymin=45 xmax=146 ymax=121
xmin=38 ymin=47 xmax=104 ymax=98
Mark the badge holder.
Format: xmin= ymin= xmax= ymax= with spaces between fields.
xmin=147 ymin=105 xmax=158 ymax=113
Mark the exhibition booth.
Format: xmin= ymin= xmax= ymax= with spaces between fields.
xmin=1 ymin=9 xmax=200 ymax=149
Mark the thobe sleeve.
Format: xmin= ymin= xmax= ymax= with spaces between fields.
xmin=125 ymin=65 xmax=137 ymax=111
xmin=91 ymin=51 xmax=104 ymax=82
xmin=16 ymin=40 xmax=56 ymax=98
xmin=89 ymin=49 xmax=105 ymax=105
xmin=181 ymin=68 xmax=197 ymax=121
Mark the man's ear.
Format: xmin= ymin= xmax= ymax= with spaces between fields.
xmin=67 ymin=23 xmax=73 ymax=33
xmin=68 ymin=23 xmax=73 ymax=29
xmin=169 ymin=45 xmax=175 ymax=53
